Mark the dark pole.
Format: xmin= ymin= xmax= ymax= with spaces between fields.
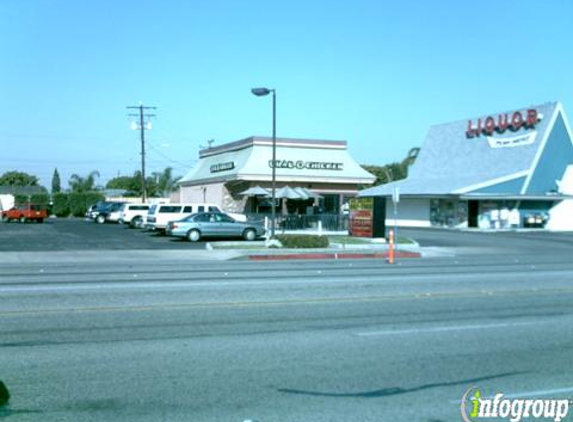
xmin=127 ymin=104 xmax=156 ymax=203
xmin=271 ymin=90 xmax=276 ymax=238
xmin=139 ymin=105 xmax=147 ymax=203
xmin=250 ymin=87 xmax=277 ymax=238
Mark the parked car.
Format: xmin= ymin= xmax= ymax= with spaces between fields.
xmin=166 ymin=212 xmax=265 ymax=242
xmin=2 ymin=203 xmax=48 ymax=223
xmin=146 ymin=203 xmax=246 ymax=232
xmin=87 ymin=201 xmax=115 ymax=220
xmin=85 ymin=204 xmax=99 ymax=219
xmin=90 ymin=202 xmax=125 ymax=224
xmin=117 ymin=203 xmax=150 ymax=228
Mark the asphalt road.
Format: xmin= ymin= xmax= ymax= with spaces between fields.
xmin=400 ymin=227 xmax=573 ymax=258
xmin=2 ymin=248 xmax=573 ymax=421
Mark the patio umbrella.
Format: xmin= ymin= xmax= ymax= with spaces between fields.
xmin=275 ymin=186 xmax=304 ymax=199
xmin=239 ymin=186 xmax=271 ymax=214
xmin=298 ymin=187 xmax=322 ymax=199
xmin=292 ymin=187 xmax=310 ymax=200
xmin=239 ymin=186 xmax=271 ymax=197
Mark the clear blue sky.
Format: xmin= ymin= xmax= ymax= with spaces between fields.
xmin=1 ymin=0 xmax=572 ymax=189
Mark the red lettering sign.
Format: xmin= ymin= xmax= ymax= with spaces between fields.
xmin=466 ymin=109 xmax=540 ymax=138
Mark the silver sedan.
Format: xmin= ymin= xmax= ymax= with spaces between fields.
xmin=165 ymin=212 xmax=266 ymax=242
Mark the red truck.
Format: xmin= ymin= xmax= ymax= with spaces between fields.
xmin=1 ymin=204 xmax=48 ymax=223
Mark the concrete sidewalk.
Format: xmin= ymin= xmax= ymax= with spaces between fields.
xmin=0 ymin=244 xmax=429 ymax=265
xmin=0 ymin=249 xmax=244 ymax=265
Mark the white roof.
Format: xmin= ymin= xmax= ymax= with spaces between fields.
xmin=179 ymin=137 xmax=375 ymax=186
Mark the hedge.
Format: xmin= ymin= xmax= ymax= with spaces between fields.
xmin=68 ymin=192 xmax=105 ymax=217
xmin=52 ymin=192 xmax=69 ymax=217
xmin=275 ymin=234 xmax=330 ymax=249
xmin=14 ymin=194 xmax=29 ymax=205
xmin=30 ymin=194 xmax=50 ymax=207
xmin=50 ymin=192 xmax=105 ymax=217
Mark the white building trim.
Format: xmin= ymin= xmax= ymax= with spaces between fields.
xmin=520 ymin=103 xmax=565 ymax=194
xmin=453 ymin=170 xmax=530 ymax=194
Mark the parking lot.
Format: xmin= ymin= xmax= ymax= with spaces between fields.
xmin=0 ymin=218 xmax=206 ymax=251
xmin=2 ymin=217 xmax=573 ymax=257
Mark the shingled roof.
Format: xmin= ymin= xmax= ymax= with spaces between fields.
xmin=360 ymin=102 xmax=573 ymax=197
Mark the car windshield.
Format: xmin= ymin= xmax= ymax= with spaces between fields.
xmin=110 ymin=203 xmax=124 ymax=212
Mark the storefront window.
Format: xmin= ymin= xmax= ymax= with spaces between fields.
xmin=430 ymin=199 xmax=460 ymax=227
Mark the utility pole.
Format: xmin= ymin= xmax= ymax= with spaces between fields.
xmin=127 ymin=104 xmax=156 ymax=202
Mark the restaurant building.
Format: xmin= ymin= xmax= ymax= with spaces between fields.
xmin=360 ymin=102 xmax=573 ymax=230
xmin=174 ymin=136 xmax=376 ymax=217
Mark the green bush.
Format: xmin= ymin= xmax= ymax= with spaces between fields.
xmin=52 ymin=193 xmax=69 ymax=217
xmin=84 ymin=192 xmax=105 ymax=209
xmin=56 ymin=192 xmax=105 ymax=217
xmin=68 ymin=193 xmax=84 ymax=217
xmin=14 ymin=194 xmax=29 ymax=205
xmin=275 ymin=234 xmax=330 ymax=249
xmin=30 ymin=193 xmax=50 ymax=207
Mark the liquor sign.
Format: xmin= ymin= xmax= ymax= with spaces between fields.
xmin=466 ymin=109 xmax=541 ymax=138
xmin=349 ymin=197 xmax=374 ymax=238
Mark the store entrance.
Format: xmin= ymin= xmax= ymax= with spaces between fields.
xmin=468 ymin=200 xmax=479 ymax=228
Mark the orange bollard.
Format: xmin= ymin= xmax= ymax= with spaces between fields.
xmin=388 ymin=229 xmax=395 ymax=264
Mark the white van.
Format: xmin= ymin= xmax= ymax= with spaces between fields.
xmin=146 ymin=203 xmax=246 ymax=231
xmin=117 ymin=203 xmax=151 ymax=227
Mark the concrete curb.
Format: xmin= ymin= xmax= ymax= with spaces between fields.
xmin=247 ymin=250 xmax=422 ymax=261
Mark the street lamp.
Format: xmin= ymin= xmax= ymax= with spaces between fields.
xmin=251 ymin=87 xmax=276 ymax=238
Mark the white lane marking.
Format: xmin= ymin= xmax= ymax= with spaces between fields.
xmin=356 ymin=320 xmax=544 ymax=337
xmin=0 ymin=276 xmax=380 ymax=293
xmin=450 ymin=386 xmax=573 ymax=403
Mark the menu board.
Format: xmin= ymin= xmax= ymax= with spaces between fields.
xmin=349 ymin=197 xmax=373 ymax=237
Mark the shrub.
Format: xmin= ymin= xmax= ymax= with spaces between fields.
xmin=52 ymin=193 xmax=69 ymax=217
xmin=30 ymin=193 xmax=50 ymax=207
xmin=275 ymin=234 xmax=330 ymax=249
xmin=14 ymin=194 xmax=29 ymax=205
xmin=84 ymin=192 xmax=105 ymax=208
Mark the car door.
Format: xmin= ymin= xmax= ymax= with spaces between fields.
xmin=191 ymin=213 xmax=211 ymax=236
xmin=216 ymin=213 xmax=240 ymax=237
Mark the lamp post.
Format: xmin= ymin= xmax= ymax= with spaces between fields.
xmin=251 ymin=87 xmax=276 ymax=238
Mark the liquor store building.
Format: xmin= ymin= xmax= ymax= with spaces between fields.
xmin=174 ymin=136 xmax=376 ymax=216
xmin=360 ymin=102 xmax=573 ymax=230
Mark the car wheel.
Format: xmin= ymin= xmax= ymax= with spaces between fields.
xmin=130 ymin=216 xmax=143 ymax=228
xmin=243 ymin=228 xmax=256 ymax=241
xmin=96 ymin=215 xmax=106 ymax=224
xmin=187 ymin=229 xmax=201 ymax=242
xmin=19 ymin=216 xmax=26 ymax=224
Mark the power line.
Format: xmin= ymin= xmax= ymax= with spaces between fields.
xmin=146 ymin=143 xmax=195 ymax=169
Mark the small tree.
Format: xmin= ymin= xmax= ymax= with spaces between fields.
xmin=0 ymin=171 xmax=40 ymax=187
xmin=51 ymin=168 xmax=61 ymax=194
xmin=69 ymin=170 xmax=100 ymax=193
xmin=361 ymin=147 xmax=420 ymax=187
